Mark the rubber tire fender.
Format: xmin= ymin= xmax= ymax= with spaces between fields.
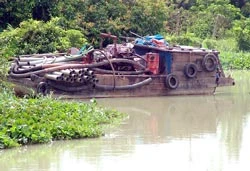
xmin=202 ymin=54 xmax=217 ymax=72
xmin=184 ymin=63 xmax=198 ymax=78
xmin=37 ymin=82 xmax=50 ymax=95
xmin=164 ymin=74 xmax=179 ymax=89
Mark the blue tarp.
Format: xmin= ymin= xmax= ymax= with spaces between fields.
xmin=135 ymin=34 xmax=169 ymax=47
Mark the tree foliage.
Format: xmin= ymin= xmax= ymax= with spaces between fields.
xmin=0 ymin=18 xmax=87 ymax=57
xmin=79 ymin=0 xmax=129 ymax=44
xmin=233 ymin=18 xmax=250 ymax=51
xmin=0 ymin=0 xmax=250 ymax=51
xmin=129 ymin=0 xmax=168 ymax=35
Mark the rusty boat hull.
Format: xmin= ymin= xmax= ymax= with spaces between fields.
xmin=9 ymin=74 xmax=234 ymax=99
xmin=8 ymin=46 xmax=234 ymax=98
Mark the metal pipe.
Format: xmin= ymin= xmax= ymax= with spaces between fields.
xmin=70 ymin=69 xmax=76 ymax=74
xmin=11 ymin=63 xmax=43 ymax=74
xmin=16 ymin=61 xmax=31 ymax=66
xmin=27 ymin=49 xmax=91 ymax=65
xmin=27 ymin=56 xmax=57 ymax=65
xmin=9 ymin=58 xmax=146 ymax=78
xmin=52 ymin=71 xmax=64 ymax=77
xmin=76 ymin=78 xmax=84 ymax=83
xmin=12 ymin=61 xmax=81 ymax=74
xmin=63 ymin=76 xmax=74 ymax=83
xmin=90 ymin=78 xmax=99 ymax=83
xmin=74 ymin=69 xmax=82 ymax=74
xmin=18 ymin=57 xmax=46 ymax=62
xmin=44 ymin=74 xmax=63 ymax=81
xmin=21 ymin=49 xmax=93 ymax=65
xmin=82 ymin=75 xmax=89 ymax=81
xmin=71 ymin=74 xmax=78 ymax=78
xmin=18 ymin=53 xmax=67 ymax=58
xmin=81 ymin=68 xmax=89 ymax=74
xmin=61 ymin=69 xmax=74 ymax=75
xmin=87 ymin=70 xmax=94 ymax=76
xmin=20 ymin=66 xmax=32 ymax=69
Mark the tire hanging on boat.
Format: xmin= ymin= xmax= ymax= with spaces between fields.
xmin=202 ymin=53 xmax=217 ymax=72
xmin=164 ymin=74 xmax=179 ymax=89
xmin=36 ymin=82 xmax=50 ymax=95
xmin=184 ymin=63 xmax=198 ymax=78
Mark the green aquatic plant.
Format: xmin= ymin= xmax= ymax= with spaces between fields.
xmin=0 ymin=94 xmax=125 ymax=149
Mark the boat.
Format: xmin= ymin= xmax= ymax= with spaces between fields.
xmin=8 ymin=33 xmax=235 ymax=98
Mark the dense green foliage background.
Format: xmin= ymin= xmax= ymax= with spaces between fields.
xmin=0 ymin=18 xmax=87 ymax=57
xmin=1 ymin=0 xmax=250 ymax=69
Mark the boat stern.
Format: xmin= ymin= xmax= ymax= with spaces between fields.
xmin=219 ymin=75 xmax=235 ymax=87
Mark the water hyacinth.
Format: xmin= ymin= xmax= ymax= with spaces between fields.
xmin=0 ymin=94 xmax=125 ymax=149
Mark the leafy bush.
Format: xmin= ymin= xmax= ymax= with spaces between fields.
xmin=0 ymin=94 xmax=125 ymax=149
xmin=201 ymin=38 xmax=250 ymax=69
xmin=202 ymin=39 xmax=218 ymax=49
xmin=214 ymin=38 xmax=238 ymax=52
xmin=0 ymin=57 xmax=13 ymax=94
xmin=233 ymin=18 xmax=250 ymax=51
xmin=0 ymin=18 xmax=87 ymax=59
xmin=219 ymin=51 xmax=250 ymax=69
xmin=202 ymin=38 xmax=238 ymax=52
xmin=0 ymin=58 xmax=9 ymax=80
xmin=166 ymin=33 xmax=202 ymax=47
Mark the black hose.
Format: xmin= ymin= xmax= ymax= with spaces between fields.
xmin=95 ymin=77 xmax=152 ymax=90
xmin=11 ymin=63 xmax=43 ymax=74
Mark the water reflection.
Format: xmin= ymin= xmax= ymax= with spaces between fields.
xmin=98 ymin=94 xmax=244 ymax=156
xmin=1 ymin=71 xmax=250 ymax=171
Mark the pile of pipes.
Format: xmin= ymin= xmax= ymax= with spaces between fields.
xmin=8 ymin=44 xmax=150 ymax=93
xmin=44 ymin=68 xmax=97 ymax=85
xmin=8 ymin=48 xmax=99 ymax=90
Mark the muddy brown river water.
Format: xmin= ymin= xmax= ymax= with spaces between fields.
xmin=0 ymin=70 xmax=250 ymax=171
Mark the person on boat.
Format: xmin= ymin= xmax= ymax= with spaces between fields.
xmin=215 ymin=67 xmax=221 ymax=86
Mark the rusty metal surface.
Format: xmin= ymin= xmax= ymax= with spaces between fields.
xmin=8 ymin=72 xmax=234 ymax=99
xmin=134 ymin=44 xmax=220 ymax=54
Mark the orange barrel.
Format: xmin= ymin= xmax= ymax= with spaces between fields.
xmin=146 ymin=52 xmax=159 ymax=74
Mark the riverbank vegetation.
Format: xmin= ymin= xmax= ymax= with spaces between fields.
xmin=0 ymin=91 xmax=125 ymax=149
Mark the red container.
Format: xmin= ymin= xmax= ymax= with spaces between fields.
xmin=146 ymin=52 xmax=159 ymax=74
